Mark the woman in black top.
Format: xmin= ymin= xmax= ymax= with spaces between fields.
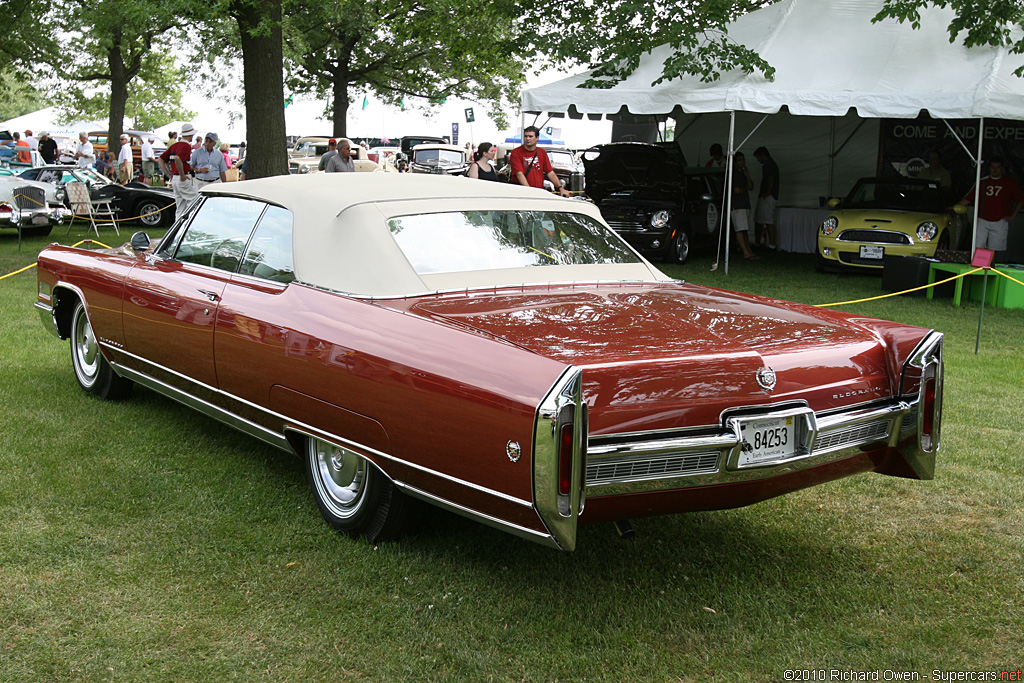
xmin=467 ymin=142 xmax=499 ymax=181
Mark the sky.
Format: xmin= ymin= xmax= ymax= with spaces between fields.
xmin=182 ymin=69 xmax=613 ymax=150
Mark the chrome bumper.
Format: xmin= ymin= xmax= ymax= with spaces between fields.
xmin=585 ymin=399 xmax=924 ymax=498
xmin=5 ymin=205 xmax=66 ymax=227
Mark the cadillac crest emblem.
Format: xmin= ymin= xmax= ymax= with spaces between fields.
xmin=756 ymin=367 xmax=777 ymax=391
xmin=506 ymin=440 xmax=521 ymax=462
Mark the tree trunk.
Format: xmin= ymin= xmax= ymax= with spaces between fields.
xmin=331 ymin=76 xmax=350 ymax=138
xmin=231 ymin=0 xmax=288 ymax=179
xmin=106 ymin=29 xmax=127 ymax=148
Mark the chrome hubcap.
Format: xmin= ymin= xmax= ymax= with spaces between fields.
xmin=310 ymin=437 xmax=367 ymax=519
xmin=74 ymin=308 xmax=99 ymax=383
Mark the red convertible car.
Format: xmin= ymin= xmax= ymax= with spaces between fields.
xmin=35 ymin=174 xmax=944 ymax=551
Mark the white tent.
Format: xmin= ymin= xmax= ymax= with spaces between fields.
xmin=522 ymin=0 xmax=1024 ymax=267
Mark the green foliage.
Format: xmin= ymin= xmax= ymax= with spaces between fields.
xmin=284 ymin=0 xmax=527 ymax=133
xmin=55 ymin=54 xmax=195 ymax=130
xmin=527 ymin=0 xmax=778 ymax=89
xmin=0 ymin=70 xmax=42 ymax=121
xmin=875 ymin=0 xmax=1024 ymax=76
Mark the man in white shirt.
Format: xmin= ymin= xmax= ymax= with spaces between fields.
xmin=75 ymin=132 xmax=95 ymax=168
xmin=141 ymin=135 xmax=157 ymax=185
xmin=117 ymin=134 xmax=134 ymax=184
xmin=24 ymin=130 xmax=39 ymax=151
xmin=324 ymin=139 xmax=355 ymax=172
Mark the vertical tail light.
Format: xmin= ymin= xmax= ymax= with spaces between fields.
xmin=921 ymin=377 xmax=936 ymax=438
xmin=558 ymin=419 xmax=574 ymax=496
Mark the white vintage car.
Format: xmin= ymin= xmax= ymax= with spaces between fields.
xmin=0 ymin=174 xmax=67 ymax=235
xmin=289 ymin=142 xmax=395 ymax=175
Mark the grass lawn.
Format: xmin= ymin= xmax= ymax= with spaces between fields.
xmin=1 ymin=226 xmax=1021 ymax=682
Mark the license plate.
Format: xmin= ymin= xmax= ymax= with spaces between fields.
xmin=860 ymin=245 xmax=884 ymax=259
xmin=737 ymin=415 xmax=796 ymax=466
xmin=32 ymin=214 xmax=49 ymax=225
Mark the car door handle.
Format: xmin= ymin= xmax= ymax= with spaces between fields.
xmin=197 ymin=289 xmax=220 ymax=302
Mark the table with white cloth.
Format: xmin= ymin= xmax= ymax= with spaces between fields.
xmin=774 ymin=207 xmax=831 ymax=253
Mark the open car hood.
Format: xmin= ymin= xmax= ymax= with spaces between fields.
xmin=582 ymin=142 xmax=687 ymax=204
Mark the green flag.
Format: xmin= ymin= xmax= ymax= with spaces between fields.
xmin=362 ymin=96 xmax=369 ymax=111
xmin=400 ymin=98 xmax=406 ymax=111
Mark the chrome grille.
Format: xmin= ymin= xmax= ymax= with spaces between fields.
xmin=901 ymin=408 xmax=917 ymax=431
xmin=838 ymin=229 xmax=911 ymax=245
xmin=606 ymin=220 xmax=645 ymax=232
xmin=587 ymin=452 xmax=720 ymax=484
xmin=814 ymin=418 xmax=890 ymax=452
xmin=13 ymin=186 xmax=45 ymax=210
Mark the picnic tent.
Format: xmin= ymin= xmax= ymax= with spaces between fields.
xmin=522 ymin=0 xmax=1024 ymax=264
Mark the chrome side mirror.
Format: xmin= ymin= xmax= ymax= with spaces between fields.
xmin=130 ymin=231 xmax=152 ymax=252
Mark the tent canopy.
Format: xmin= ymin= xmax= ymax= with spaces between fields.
xmin=522 ymin=0 xmax=1024 ymax=121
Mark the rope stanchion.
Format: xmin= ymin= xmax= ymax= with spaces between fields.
xmin=816 ymin=268 xmax=984 ymax=307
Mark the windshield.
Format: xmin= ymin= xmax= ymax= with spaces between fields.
xmin=414 ymin=149 xmax=464 ymax=165
xmin=389 ymin=210 xmax=641 ymax=275
xmin=844 ymin=180 xmax=943 ymax=212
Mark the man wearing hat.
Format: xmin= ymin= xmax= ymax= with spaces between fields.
xmin=158 ymin=123 xmax=199 ymax=221
xmin=318 ymin=138 xmax=338 ymax=171
xmin=38 ymin=132 xmax=58 ymax=165
xmin=190 ymin=131 xmax=229 ymax=187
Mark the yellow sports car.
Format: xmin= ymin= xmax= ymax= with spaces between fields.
xmin=816 ymin=177 xmax=966 ymax=272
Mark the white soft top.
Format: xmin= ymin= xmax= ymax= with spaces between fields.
xmin=202 ymin=173 xmax=667 ymax=297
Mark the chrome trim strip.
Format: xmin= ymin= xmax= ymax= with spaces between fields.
xmin=585 ymin=399 xmax=918 ymax=498
xmin=294 ymin=278 xmax=663 ymax=302
xmin=106 ymin=345 xmax=533 ymax=509
xmin=399 ymin=484 xmax=558 ymax=549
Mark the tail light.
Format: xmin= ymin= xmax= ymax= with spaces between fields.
xmin=899 ymin=332 xmax=943 ymax=454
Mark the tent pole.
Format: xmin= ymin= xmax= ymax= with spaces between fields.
xmin=828 ymin=117 xmax=836 ymax=198
xmin=735 ymin=114 xmax=769 ymax=150
xmin=724 ymin=111 xmax=736 ymax=275
xmin=971 ymin=117 xmax=984 ymax=258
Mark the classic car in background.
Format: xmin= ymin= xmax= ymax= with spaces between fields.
xmin=289 ymin=143 xmax=395 ymax=174
xmin=495 ymin=145 xmax=585 ymax=193
xmin=816 ymin=177 xmax=966 ymax=272
xmin=0 ymin=174 xmax=67 ymax=235
xmin=288 ymin=136 xmax=331 ymax=159
xmin=19 ymin=165 xmax=176 ymax=228
xmin=87 ymin=130 xmax=167 ymax=169
xmin=582 ymin=142 xmax=723 ymax=263
xmin=409 ymin=143 xmax=468 ymax=175
xmin=35 ymin=174 xmax=944 ymax=551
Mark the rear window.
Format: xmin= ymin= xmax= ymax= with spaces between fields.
xmin=388 ymin=210 xmax=640 ymax=275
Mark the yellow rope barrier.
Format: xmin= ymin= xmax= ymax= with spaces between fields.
xmin=815 ymin=268 xmax=984 ymax=307
xmin=0 ymin=239 xmax=112 ymax=281
xmin=991 ymin=268 xmax=1024 ymax=288
xmin=2 ymin=192 xmax=173 ymax=222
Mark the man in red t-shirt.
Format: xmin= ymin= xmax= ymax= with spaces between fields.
xmin=959 ymin=157 xmax=1024 ymax=250
xmin=158 ymin=123 xmax=199 ymax=222
xmin=509 ymin=126 xmax=571 ymax=197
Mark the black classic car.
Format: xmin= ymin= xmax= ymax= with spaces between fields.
xmin=19 ymin=165 xmax=176 ymax=228
xmin=582 ymin=142 xmax=723 ymax=264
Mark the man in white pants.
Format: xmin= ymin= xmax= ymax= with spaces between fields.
xmin=158 ymin=123 xmax=199 ymax=221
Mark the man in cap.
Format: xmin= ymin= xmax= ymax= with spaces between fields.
xmin=318 ymin=138 xmax=338 ymax=171
xmin=158 ymin=123 xmax=199 ymax=220
xmin=190 ymin=131 xmax=229 ymax=186
xmin=141 ymin=135 xmax=158 ymax=185
xmin=38 ymin=132 xmax=58 ymax=165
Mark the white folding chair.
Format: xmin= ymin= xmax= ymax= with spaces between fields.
xmin=65 ymin=181 xmax=119 ymax=238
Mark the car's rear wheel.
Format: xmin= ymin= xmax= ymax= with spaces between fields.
xmin=305 ymin=436 xmax=409 ymax=542
xmin=70 ymin=299 xmax=132 ymax=399
xmin=136 ymin=199 xmax=168 ymax=228
xmin=669 ymin=229 xmax=690 ymax=263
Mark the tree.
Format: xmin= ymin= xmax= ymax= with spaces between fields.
xmin=524 ymin=0 xmax=779 ymax=89
xmin=229 ymin=0 xmax=289 ymax=178
xmin=45 ymin=0 xmax=186 ymax=144
xmin=874 ymin=0 xmax=1024 ymax=75
xmin=284 ymin=0 xmax=527 ymax=137
xmin=0 ymin=70 xmax=42 ymax=121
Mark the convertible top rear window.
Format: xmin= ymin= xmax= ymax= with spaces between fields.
xmin=388 ymin=210 xmax=641 ymax=275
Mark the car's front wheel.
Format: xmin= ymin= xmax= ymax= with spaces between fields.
xmin=136 ymin=199 xmax=169 ymax=228
xmin=19 ymin=225 xmax=53 ymax=237
xmin=669 ymin=229 xmax=690 ymax=263
xmin=70 ymin=299 xmax=132 ymax=399
xmin=305 ymin=436 xmax=409 ymax=542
